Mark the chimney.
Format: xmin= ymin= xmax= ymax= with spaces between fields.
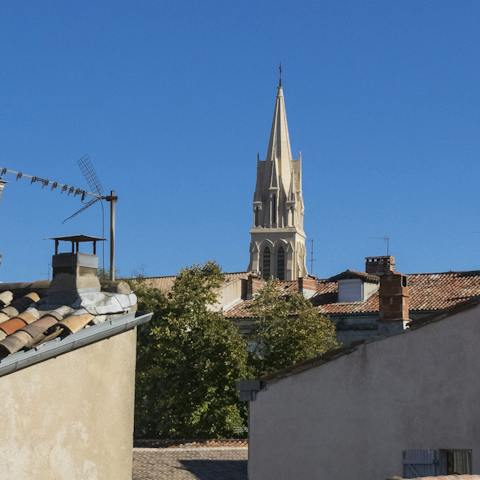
xmin=365 ymin=256 xmax=395 ymax=276
xmin=378 ymin=271 xmax=410 ymax=335
xmin=298 ymin=276 xmax=318 ymax=298
xmin=246 ymin=273 xmax=263 ymax=300
xmin=48 ymin=235 xmax=104 ymax=305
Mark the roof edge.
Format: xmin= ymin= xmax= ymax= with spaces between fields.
xmin=248 ymin=298 xmax=480 ymax=388
xmin=0 ymin=311 xmax=153 ymax=379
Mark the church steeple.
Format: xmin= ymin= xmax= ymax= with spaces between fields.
xmin=248 ymin=81 xmax=308 ymax=281
xmin=266 ymin=84 xmax=293 ymax=196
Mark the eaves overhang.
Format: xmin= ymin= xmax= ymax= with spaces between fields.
xmin=0 ymin=311 xmax=153 ymax=378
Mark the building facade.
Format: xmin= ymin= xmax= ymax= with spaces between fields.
xmin=241 ymin=301 xmax=480 ymax=480
xmin=248 ymin=81 xmax=307 ymax=281
xmin=0 ymin=236 xmax=151 ymax=479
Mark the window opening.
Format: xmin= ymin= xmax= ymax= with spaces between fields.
xmin=271 ymin=195 xmax=276 ymax=225
xmin=262 ymin=247 xmax=271 ymax=279
xmin=277 ymin=246 xmax=285 ymax=280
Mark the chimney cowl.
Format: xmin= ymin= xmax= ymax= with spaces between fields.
xmin=365 ymin=256 xmax=395 ymax=276
xmin=48 ymin=235 xmax=105 ymax=305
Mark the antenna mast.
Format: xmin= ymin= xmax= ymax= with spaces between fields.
xmin=309 ymin=238 xmax=315 ymax=275
xmin=371 ymin=235 xmax=391 ymax=256
xmin=73 ymin=156 xmax=117 ymax=281
xmin=0 ymin=159 xmax=118 ymax=281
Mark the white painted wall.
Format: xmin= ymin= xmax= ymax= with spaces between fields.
xmin=248 ymin=304 xmax=480 ymax=480
xmin=0 ymin=329 xmax=136 ymax=480
xmin=209 ymin=278 xmax=244 ymax=312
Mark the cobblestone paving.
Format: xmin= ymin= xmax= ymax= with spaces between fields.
xmin=133 ymin=447 xmax=248 ymax=480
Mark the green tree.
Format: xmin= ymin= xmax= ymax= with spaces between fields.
xmin=249 ymin=280 xmax=338 ymax=376
xmin=132 ymin=262 xmax=247 ymax=439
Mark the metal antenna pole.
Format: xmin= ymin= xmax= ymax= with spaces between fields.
xmin=309 ymin=239 xmax=315 ymax=275
xmin=0 ymin=163 xmax=117 ymax=279
xmin=107 ymin=190 xmax=117 ymax=281
xmin=370 ymin=235 xmax=391 ymax=256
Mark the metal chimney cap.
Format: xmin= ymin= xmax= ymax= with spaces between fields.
xmin=49 ymin=235 xmax=105 ymax=243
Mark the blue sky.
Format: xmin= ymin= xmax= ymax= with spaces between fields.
xmin=0 ymin=1 xmax=479 ymax=281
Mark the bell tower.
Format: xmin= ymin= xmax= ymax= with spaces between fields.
xmin=248 ymin=81 xmax=307 ymax=280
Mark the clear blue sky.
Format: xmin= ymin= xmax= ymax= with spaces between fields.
xmin=1 ymin=1 xmax=479 ymax=281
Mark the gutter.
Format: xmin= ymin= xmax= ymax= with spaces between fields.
xmin=0 ymin=311 xmax=153 ymax=378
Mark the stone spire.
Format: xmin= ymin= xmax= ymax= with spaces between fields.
xmin=265 ymin=84 xmax=293 ymax=195
xmin=248 ymin=82 xmax=307 ymax=281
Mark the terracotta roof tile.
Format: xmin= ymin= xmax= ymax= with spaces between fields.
xmin=0 ymin=292 xmax=40 ymax=322
xmin=0 ymin=331 xmax=33 ymax=356
xmin=0 ymin=318 xmax=27 ymax=336
xmin=16 ymin=308 xmax=40 ymax=325
xmin=138 ymin=272 xmax=250 ymax=293
xmin=328 ymin=270 xmax=379 ymax=283
xmin=0 ymin=291 xmax=13 ymax=308
xmin=59 ymin=313 xmax=95 ymax=334
xmin=224 ymin=270 xmax=480 ymax=319
xmin=21 ymin=315 xmax=59 ymax=346
xmin=0 ymin=285 xmax=138 ymax=360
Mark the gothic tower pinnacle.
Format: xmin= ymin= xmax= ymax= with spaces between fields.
xmin=248 ymin=81 xmax=308 ymax=280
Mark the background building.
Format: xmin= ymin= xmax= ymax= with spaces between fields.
xmin=240 ymin=300 xmax=480 ymax=480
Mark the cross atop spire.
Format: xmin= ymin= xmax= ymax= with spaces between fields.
xmin=278 ymin=63 xmax=282 ymax=87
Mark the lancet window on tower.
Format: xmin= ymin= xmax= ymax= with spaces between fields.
xmin=262 ymin=246 xmax=271 ymax=279
xmin=277 ymin=246 xmax=285 ymax=280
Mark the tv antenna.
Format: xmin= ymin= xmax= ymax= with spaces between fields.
xmin=371 ymin=236 xmax=391 ymax=256
xmin=64 ymin=156 xmax=117 ymax=281
xmin=0 ymin=157 xmax=118 ymax=281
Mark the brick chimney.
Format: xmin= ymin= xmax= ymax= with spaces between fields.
xmin=246 ymin=273 xmax=264 ymax=300
xmin=378 ymin=271 xmax=410 ymax=335
xmin=365 ymin=256 xmax=395 ymax=276
xmin=298 ymin=277 xmax=318 ymax=298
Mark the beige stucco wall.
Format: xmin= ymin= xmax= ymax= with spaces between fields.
xmin=0 ymin=329 xmax=136 ymax=480
xmin=210 ymin=278 xmax=244 ymax=312
xmin=249 ymin=304 xmax=480 ymax=480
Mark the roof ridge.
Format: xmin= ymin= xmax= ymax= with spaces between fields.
xmin=405 ymin=269 xmax=480 ymax=276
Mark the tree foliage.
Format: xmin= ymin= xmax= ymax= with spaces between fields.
xmin=132 ymin=266 xmax=339 ymax=439
xmin=132 ymin=262 xmax=248 ymax=439
xmin=249 ymin=280 xmax=338 ymax=375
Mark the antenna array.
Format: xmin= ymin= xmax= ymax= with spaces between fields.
xmin=0 ymin=157 xmax=118 ymax=281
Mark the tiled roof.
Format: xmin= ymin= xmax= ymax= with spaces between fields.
xmin=224 ymin=280 xmax=300 ymax=319
xmin=0 ymin=284 xmax=137 ymax=359
xmin=224 ymin=270 xmax=480 ymax=319
xmin=139 ymin=272 xmax=250 ymax=293
xmin=257 ymin=299 xmax=480 ymax=384
xmin=328 ymin=269 xmax=380 ymax=283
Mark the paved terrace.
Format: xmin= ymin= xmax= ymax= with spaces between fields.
xmin=133 ymin=447 xmax=248 ymax=480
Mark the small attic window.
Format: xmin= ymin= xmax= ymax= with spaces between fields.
xmin=337 ymin=277 xmax=379 ymax=303
xmin=338 ymin=279 xmax=363 ymax=303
